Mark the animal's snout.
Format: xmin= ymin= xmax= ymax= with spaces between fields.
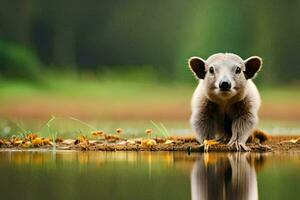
xmin=219 ymin=80 xmax=231 ymax=91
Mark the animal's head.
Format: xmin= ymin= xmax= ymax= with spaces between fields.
xmin=188 ymin=53 xmax=262 ymax=101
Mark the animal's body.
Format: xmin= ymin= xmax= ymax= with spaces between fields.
xmin=188 ymin=53 xmax=263 ymax=151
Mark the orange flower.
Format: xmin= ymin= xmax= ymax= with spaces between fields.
xmin=145 ymin=129 xmax=153 ymax=135
xmin=91 ymin=130 xmax=104 ymax=136
xmin=32 ymin=137 xmax=43 ymax=147
xmin=116 ymin=128 xmax=123 ymax=134
xmin=141 ymin=139 xmax=157 ymax=147
xmin=26 ymin=133 xmax=38 ymax=140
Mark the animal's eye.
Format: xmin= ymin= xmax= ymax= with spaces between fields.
xmin=209 ymin=66 xmax=214 ymax=74
xmin=235 ymin=67 xmax=241 ymax=74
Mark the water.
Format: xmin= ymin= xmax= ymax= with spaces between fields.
xmin=0 ymin=151 xmax=299 ymax=200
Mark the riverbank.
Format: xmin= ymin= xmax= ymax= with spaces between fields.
xmin=1 ymin=135 xmax=299 ymax=153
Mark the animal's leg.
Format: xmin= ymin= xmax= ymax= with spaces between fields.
xmin=228 ymin=114 xmax=257 ymax=151
xmin=191 ymin=112 xmax=217 ymax=145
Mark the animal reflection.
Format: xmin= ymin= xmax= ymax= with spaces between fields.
xmin=191 ymin=153 xmax=264 ymax=200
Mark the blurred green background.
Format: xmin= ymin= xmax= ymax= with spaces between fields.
xmin=0 ymin=0 xmax=299 ymax=135
xmin=1 ymin=0 xmax=299 ymax=83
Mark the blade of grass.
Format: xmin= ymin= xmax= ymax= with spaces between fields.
xmin=15 ymin=122 xmax=28 ymax=133
xmin=44 ymin=116 xmax=57 ymax=150
xmin=69 ymin=117 xmax=96 ymax=130
xmin=46 ymin=116 xmax=56 ymax=128
xmin=159 ymin=122 xmax=169 ymax=137
xmin=150 ymin=120 xmax=167 ymax=137
xmin=15 ymin=121 xmax=30 ymax=139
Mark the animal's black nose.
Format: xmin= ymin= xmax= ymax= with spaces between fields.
xmin=219 ymin=81 xmax=231 ymax=91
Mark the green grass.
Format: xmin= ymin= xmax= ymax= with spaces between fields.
xmin=0 ymin=76 xmax=299 ymax=104
xmin=150 ymin=120 xmax=170 ymax=138
xmin=259 ymin=86 xmax=300 ymax=102
xmin=0 ymin=118 xmax=189 ymax=139
xmin=0 ymin=78 xmax=193 ymax=104
xmin=0 ymin=118 xmax=300 ymax=139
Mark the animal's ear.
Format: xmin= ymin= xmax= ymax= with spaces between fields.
xmin=244 ymin=56 xmax=263 ymax=79
xmin=188 ymin=56 xmax=206 ymax=79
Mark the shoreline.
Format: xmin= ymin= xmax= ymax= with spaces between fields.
xmin=0 ymin=135 xmax=299 ymax=153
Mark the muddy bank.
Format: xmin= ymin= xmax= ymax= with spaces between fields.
xmin=0 ymin=134 xmax=299 ymax=153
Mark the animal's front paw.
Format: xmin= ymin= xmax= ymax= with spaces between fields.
xmin=228 ymin=140 xmax=250 ymax=151
xmin=203 ymin=139 xmax=219 ymax=152
xmin=198 ymin=140 xmax=219 ymax=152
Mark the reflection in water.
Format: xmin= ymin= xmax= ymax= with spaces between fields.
xmin=0 ymin=151 xmax=299 ymax=200
xmin=191 ymin=153 xmax=262 ymax=200
xmin=0 ymin=151 xmax=196 ymax=200
xmin=0 ymin=151 xmax=198 ymax=167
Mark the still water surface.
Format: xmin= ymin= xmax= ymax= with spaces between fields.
xmin=0 ymin=151 xmax=299 ymax=200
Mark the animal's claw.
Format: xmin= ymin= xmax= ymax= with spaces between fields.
xmin=228 ymin=140 xmax=250 ymax=151
xmin=257 ymin=143 xmax=272 ymax=151
xmin=203 ymin=139 xmax=219 ymax=152
xmin=239 ymin=143 xmax=251 ymax=151
xmin=216 ymin=137 xmax=227 ymax=144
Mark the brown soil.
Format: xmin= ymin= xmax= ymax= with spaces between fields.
xmin=1 ymin=135 xmax=299 ymax=153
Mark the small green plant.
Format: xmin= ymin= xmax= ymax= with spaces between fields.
xmin=44 ymin=116 xmax=57 ymax=149
xmin=15 ymin=121 xmax=31 ymax=139
xmin=150 ymin=120 xmax=169 ymax=138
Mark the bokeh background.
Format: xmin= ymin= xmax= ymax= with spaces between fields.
xmin=0 ymin=0 xmax=299 ymax=136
